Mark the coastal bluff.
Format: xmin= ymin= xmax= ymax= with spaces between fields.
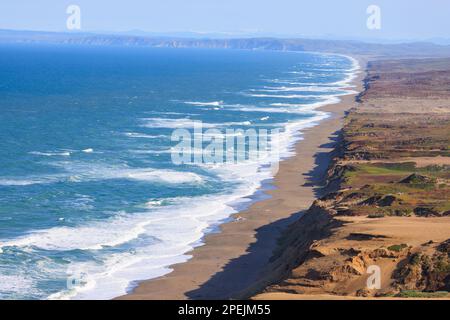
xmin=254 ymin=58 xmax=450 ymax=299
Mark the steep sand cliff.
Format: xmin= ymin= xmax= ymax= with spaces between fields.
xmin=254 ymin=58 xmax=450 ymax=299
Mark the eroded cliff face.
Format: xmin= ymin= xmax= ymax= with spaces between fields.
xmin=254 ymin=58 xmax=450 ymax=299
xmin=258 ymin=197 xmax=449 ymax=298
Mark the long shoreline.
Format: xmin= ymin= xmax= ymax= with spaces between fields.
xmin=118 ymin=55 xmax=367 ymax=300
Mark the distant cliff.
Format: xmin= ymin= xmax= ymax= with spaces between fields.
xmin=2 ymin=29 xmax=450 ymax=58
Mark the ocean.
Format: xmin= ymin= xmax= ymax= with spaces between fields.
xmin=0 ymin=44 xmax=358 ymax=299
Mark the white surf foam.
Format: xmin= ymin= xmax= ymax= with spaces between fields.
xmin=0 ymin=176 xmax=60 ymax=186
xmin=29 ymin=151 xmax=71 ymax=157
xmin=123 ymin=169 xmax=203 ymax=184
xmin=140 ymin=118 xmax=217 ymax=129
xmin=246 ymin=93 xmax=340 ymax=99
xmin=250 ymin=85 xmax=340 ymax=93
xmin=184 ymin=101 xmax=223 ymax=107
xmin=0 ymin=275 xmax=36 ymax=297
xmin=141 ymin=117 xmax=252 ymax=129
xmin=269 ymin=95 xmax=342 ymax=110
xmin=0 ymin=213 xmax=150 ymax=251
xmin=124 ymin=132 xmax=167 ymax=139
xmin=224 ymin=104 xmax=316 ymax=114
xmin=2 ymin=190 xmax=261 ymax=300
xmin=56 ymin=162 xmax=205 ymax=184
xmin=0 ymin=163 xmax=204 ymax=187
xmin=60 ymin=187 xmax=266 ymax=300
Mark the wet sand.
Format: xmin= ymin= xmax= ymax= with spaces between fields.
xmin=118 ymin=56 xmax=366 ymax=300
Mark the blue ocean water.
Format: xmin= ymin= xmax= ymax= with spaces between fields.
xmin=0 ymin=44 xmax=357 ymax=299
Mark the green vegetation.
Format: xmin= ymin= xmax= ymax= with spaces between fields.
xmin=387 ymin=244 xmax=408 ymax=252
xmin=395 ymin=290 xmax=449 ymax=298
xmin=434 ymin=257 xmax=450 ymax=274
xmin=335 ymin=161 xmax=450 ymax=217
xmin=343 ymin=112 xmax=450 ymax=159
xmin=368 ymin=212 xmax=385 ymax=218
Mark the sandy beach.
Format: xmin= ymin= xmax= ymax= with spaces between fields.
xmin=118 ymin=56 xmax=367 ymax=300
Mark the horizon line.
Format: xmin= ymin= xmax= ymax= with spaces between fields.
xmin=1 ymin=28 xmax=450 ymax=46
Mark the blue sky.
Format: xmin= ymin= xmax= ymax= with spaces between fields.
xmin=0 ymin=0 xmax=449 ymax=40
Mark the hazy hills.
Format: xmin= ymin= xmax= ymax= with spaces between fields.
xmin=1 ymin=29 xmax=450 ymax=58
